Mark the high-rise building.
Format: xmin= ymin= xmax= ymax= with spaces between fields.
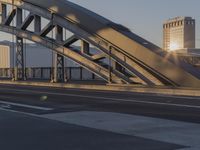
xmin=163 ymin=17 xmax=195 ymax=51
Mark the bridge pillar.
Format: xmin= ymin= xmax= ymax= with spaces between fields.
xmin=14 ymin=8 xmax=26 ymax=81
xmin=51 ymin=25 xmax=66 ymax=82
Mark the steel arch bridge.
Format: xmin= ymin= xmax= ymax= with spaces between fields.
xmin=0 ymin=0 xmax=200 ymax=87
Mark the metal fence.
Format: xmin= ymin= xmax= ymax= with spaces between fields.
xmin=0 ymin=67 xmax=101 ymax=81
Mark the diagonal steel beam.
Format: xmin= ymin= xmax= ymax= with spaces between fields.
xmin=91 ymin=53 xmax=107 ymax=61
xmin=40 ymin=21 xmax=55 ymax=37
xmin=63 ymin=35 xmax=78 ymax=47
xmin=3 ymin=8 xmax=16 ymax=25
xmin=20 ymin=13 xmax=34 ymax=30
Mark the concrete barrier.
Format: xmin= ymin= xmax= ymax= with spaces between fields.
xmin=0 ymin=80 xmax=200 ymax=97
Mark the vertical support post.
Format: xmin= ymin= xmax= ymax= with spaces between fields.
xmin=92 ymin=73 xmax=95 ymax=80
xmin=57 ymin=54 xmax=65 ymax=81
xmin=109 ymin=46 xmax=124 ymax=77
xmin=0 ymin=3 xmax=7 ymax=23
xmin=108 ymin=47 xmax=112 ymax=83
xmin=52 ymin=52 xmax=57 ymax=82
xmin=80 ymin=67 xmax=83 ymax=80
xmin=52 ymin=25 xmax=65 ymax=82
xmin=15 ymin=8 xmax=25 ymax=80
xmin=41 ymin=68 xmax=43 ymax=79
xmin=69 ymin=67 xmax=72 ymax=80
xmin=81 ymin=40 xmax=90 ymax=54
xmin=81 ymin=41 xmax=89 ymax=81
xmin=0 ymin=3 xmax=2 ymax=23
xmin=16 ymin=8 xmax=22 ymax=27
xmin=15 ymin=37 xmax=25 ymax=80
xmin=34 ymin=15 xmax=41 ymax=33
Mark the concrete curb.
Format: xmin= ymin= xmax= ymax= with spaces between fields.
xmin=0 ymin=80 xmax=200 ymax=97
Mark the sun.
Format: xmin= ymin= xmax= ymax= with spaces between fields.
xmin=169 ymin=42 xmax=179 ymax=51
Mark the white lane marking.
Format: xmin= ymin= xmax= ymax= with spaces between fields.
xmin=0 ymin=88 xmax=200 ymax=109
xmin=0 ymin=104 xmax=11 ymax=109
xmin=155 ymin=94 xmax=200 ymax=100
xmin=0 ymin=100 xmax=53 ymax=111
xmin=0 ymin=107 xmax=38 ymax=116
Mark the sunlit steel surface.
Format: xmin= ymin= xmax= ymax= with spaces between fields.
xmin=0 ymin=0 xmax=200 ymax=87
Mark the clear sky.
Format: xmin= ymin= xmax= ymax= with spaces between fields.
xmin=1 ymin=0 xmax=200 ymax=48
xmin=68 ymin=0 xmax=200 ymax=48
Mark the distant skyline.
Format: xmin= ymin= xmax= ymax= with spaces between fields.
xmin=0 ymin=0 xmax=200 ymax=48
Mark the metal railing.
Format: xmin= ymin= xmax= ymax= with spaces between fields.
xmin=0 ymin=67 xmax=101 ymax=81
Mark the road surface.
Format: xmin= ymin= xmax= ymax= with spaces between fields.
xmin=0 ymin=84 xmax=200 ymax=150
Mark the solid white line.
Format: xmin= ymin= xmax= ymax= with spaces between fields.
xmin=0 ymin=107 xmax=38 ymax=116
xmin=0 ymin=100 xmax=53 ymax=111
xmin=155 ymin=94 xmax=200 ymax=100
xmin=0 ymin=88 xmax=200 ymax=109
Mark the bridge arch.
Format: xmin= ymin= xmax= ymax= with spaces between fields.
xmin=0 ymin=0 xmax=200 ymax=87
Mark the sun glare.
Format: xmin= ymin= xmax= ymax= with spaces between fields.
xmin=169 ymin=42 xmax=179 ymax=51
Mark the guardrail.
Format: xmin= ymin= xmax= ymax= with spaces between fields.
xmin=0 ymin=67 xmax=101 ymax=81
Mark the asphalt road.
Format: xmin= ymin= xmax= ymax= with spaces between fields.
xmin=0 ymin=84 xmax=200 ymax=150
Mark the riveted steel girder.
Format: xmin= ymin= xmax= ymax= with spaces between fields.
xmin=0 ymin=0 xmax=160 ymax=85
xmin=0 ymin=24 xmax=129 ymax=83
